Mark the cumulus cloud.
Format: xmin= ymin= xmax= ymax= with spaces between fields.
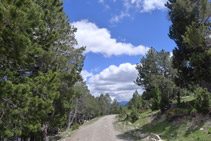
xmin=81 ymin=70 xmax=93 ymax=82
xmin=86 ymin=63 xmax=143 ymax=102
xmin=72 ymin=20 xmax=149 ymax=57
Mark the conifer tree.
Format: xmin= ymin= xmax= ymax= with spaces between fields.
xmin=0 ymin=0 xmax=85 ymax=139
xmin=166 ymin=0 xmax=211 ymax=91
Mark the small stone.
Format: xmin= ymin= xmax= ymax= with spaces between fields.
xmin=200 ymin=128 xmax=204 ymax=131
xmin=146 ymin=134 xmax=163 ymax=141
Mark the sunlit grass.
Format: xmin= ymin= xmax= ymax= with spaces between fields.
xmin=116 ymin=108 xmax=211 ymax=141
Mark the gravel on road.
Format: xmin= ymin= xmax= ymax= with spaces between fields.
xmin=67 ymin=115 xmax=127 ymax=141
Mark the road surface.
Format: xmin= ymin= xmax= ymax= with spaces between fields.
xmin=67 ymin=115 xmax=126 ymax=141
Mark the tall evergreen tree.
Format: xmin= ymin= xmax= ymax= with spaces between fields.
xmin=98 ymin=94 xmax=112 ymax=115
xmin=166 ymin=0 xmax=211 ymax=91
xmin=128 ymin=90 xmax=143 ymax=110
xmin=136 ymin=48 xmax=177 ymax=111
xmin=0 ymin=0 xmax=85 ymax=140
xmin=110 ymin=100 xmax=120 ymax=114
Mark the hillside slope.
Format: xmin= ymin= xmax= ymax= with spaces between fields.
xmin=115 ymin=109 xmax=211 ymax=141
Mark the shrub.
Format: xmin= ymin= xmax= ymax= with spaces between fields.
xmin=71 ymin=123 xmax=79 ymax=130
xmin=119 ymin=106 xmax=127 ymax=120
xmin=194 ymin=88 xmax=210 ymax=113
xmin=190 ymin=108 xmax=197 ymax=116
xmin=125 ymin=113 xmax=131 ymax=121
xmin=130 ymin=105 xmax=139 ymax=123
xmin=166 ymin=108 xmax=189 ymax=120
xmin=130 ymin=110 xmax=139 ymax=123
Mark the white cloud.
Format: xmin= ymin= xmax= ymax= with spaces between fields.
xmin=110 ymin=0 xmax=167 ymax=23
xmin=170 ymin=52 xmax=173 ymax=58
xmin=86 ymin=63 xmax=143 ymax=102
xmin=110 ymin=12 xmax=130 ymax=23
xmin=72 ymin=20 xmax=149 ymax=57
xmin=81 ymin=70 xmax=93 ymax=82
xmin=128 ymin=0 xmax=167 ymax=12
xmin=141 ymin=0 xmax=167 ymax=12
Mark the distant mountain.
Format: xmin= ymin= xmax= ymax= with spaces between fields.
xmin=119 ymin=101 xmax=128 ymax=106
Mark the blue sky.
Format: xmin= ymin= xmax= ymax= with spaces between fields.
xmin=62 ymin=0 xmax=176 ymax=102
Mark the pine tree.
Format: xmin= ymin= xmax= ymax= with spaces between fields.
xmin=128 ymin=90 xmax=143 ymax=110
xmin=0 ymin=0 xmax=85 ymax=139
xmin=194 ymin=88 xmax=210 ymax=113
xmin=110 ymin=100 xmax=120 ymax=114
xmin=136 ymin=48 xmax=176 ymax=111
xmin=166 ymin=0 xmax=211 ymax=91
xmin=0 ymin=0 xmax=46 ymax=138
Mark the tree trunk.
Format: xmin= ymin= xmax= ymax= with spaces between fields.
xmin=66 ymin=111 xmax=73 ymax=131
xmin=42 ymin=123 xmax=48 ymax=141
xmin=66 ymin=99 xmax=78 ymax=131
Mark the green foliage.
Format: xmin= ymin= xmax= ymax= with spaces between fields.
xmin=136 ymin=48 xmax=176 ymax=96
xmin=130 ymin=106 xmax=139 ymax=123
xmin=166 ymin=0 xmax=211 ymax=91
xmin=119 ymin=106 xmax=127 ymax=119
xmin=136 ymin=48 xmax=158 ymax=94
xmin=0 ymin=0 xmax=86 ymax=139
xmin=194 ymin=88 xmax=210 ymax=113
xmin=182 ymin=22 xmax=207 ymax=48
xmin=98 ymin=93 xmax=112 ymax=115
xmin=136 ymin=48 xmax=177 ymax=112
xmin=151 ymin=86 xmax=161 ymax=111
xmin=71 ymin=123 xmax=79 ymax=130
xmin=74 ymin=81 xmax=104 ymax=119
xmin=166 ymin=108 xmax=189 ymax=120
xmin=128 ymin=90 xmax=143 ymax=110
xmin=110 ymin=100 xmax=120 ymax=114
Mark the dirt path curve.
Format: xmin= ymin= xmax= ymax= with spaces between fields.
xmin=66 ymin=115 xmax=126 ymax=141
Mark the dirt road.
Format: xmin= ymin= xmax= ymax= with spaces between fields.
xmin=67 ymin=115 xmax=126 ymax=141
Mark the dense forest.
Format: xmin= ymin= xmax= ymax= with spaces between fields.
xmin=0 ymin=0 xmax=119 ymax=140
xmin=1 ymin=0 xmax=211 ymax=140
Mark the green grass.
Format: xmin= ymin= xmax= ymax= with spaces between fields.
xmin=134 ymin=109 xmax=159 ymax=127
xmin=139 ymin=111 xmax=211 ymax=140
xmin=172 ymin=95 xmax=195 ymax=103
xmin=140 ymin=119 xmax=186 ymax=140
xmin=179 ymin=128 xmax=211 ymax=141
xmin=181 ymin=95 xmax=195 ymax=102
xmin=116 ymin=108 xmax=211 ymax=141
